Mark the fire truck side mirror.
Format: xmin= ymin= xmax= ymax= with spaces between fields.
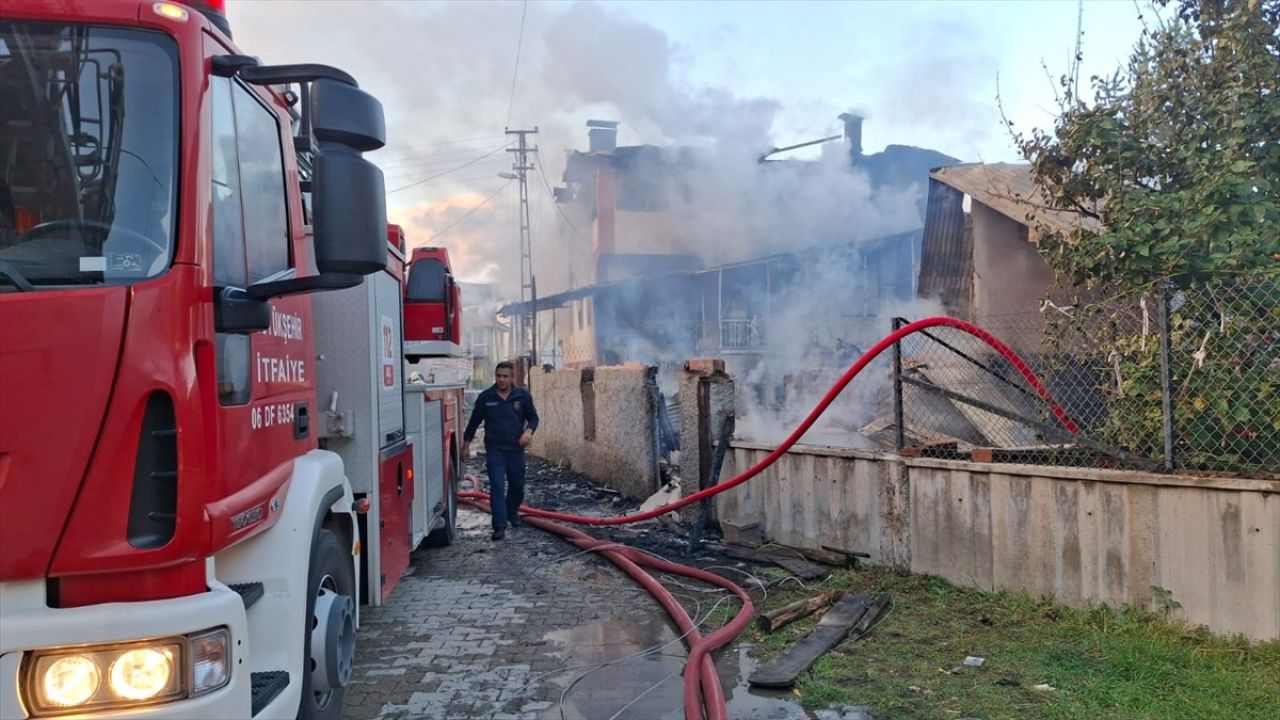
xmin=214 ymin=287 xmax=271 ymax=334
xmin=310 ymin=78 xmax=385 ymax=152
xmin=311 ymin=78 xmax=387 ymax=277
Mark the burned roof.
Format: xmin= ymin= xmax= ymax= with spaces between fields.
xmin=929 ymin=163 xmax=1102 ymax=237
xmin=498 ymin=228 xmax=922 ymax=317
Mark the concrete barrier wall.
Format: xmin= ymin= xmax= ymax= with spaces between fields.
xmin=718 ymin=442 xmax=1280 ymax=640
xmin=528 ymin=367 xmax=658 ymax=499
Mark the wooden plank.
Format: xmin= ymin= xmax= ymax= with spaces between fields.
xmin=779 ymin=544 xmax=849 ymax=567
xmin=970 ymin=445 xmax=1106 ymax=467
xmin=748 ymin=593 xmax=887 ymax=688
xmin=900 ymin=441 xmax=957 ymax=458
xmin=773 ymin=556 xmax=830 ymax=581
xmin=758 ymin=590 xmax=844 ymax=633
xmin=716 ymin=544 xmax=830 ymax=580
xmin=922 ymin=446 xmax=973 ymax=461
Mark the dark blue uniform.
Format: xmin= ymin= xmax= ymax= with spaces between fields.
xmin=463 ymin=386 xmax=539 ymax=531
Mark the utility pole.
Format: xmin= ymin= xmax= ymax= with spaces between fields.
xmin=505 ymin=127 xmax=538 ymax=383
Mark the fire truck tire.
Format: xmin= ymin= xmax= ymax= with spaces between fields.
xmin=299 ymin=528 xmax=355 ymax=720
xmin=425 ymin=455 xmax=458 ymax=547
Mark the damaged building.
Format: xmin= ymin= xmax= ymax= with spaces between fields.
xmin=885 ymin=162 xmax=1112 ymax=452
xmin=504 ymin=115 xmax=958 ymax=438
xmin=919 ymin=162 xmax=1102 ymax=331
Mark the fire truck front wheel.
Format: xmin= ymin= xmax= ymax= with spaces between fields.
xmin=299 ymin=528 xmax=356 ymax=720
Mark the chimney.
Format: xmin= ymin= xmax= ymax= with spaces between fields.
xmin=839 ymin=112 xmax=863 ymax=162
xmin=587 ymin=119 xmax=619 ymax=153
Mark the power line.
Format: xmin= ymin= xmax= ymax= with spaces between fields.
xmin=424 ymin=181 xmax=512 ymax=244
xmin=379 ymin=134 xmax=506 ymax=156
xmin=381 ymin=154 xmax=508 ymax=178
xmin=387 ymin=143 xmax=510 ymax=195
xmin=505 ymin=0 xmax=529 ymax=127
xmin=535 ymin=156 xmax=586 ymax=243
xmin=382 ymin=169 xmax=514 ymax=186
xmin=377 ymin=148 xmax=510 ymax=172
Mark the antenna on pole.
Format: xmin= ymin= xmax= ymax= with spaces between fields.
xmin=505 ymin=127 xmax=539 ymax=386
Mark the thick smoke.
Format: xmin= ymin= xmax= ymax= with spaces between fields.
xmin=226 ymin=0 xmax=972 ymax=446
xmin=227 ymin=1 xmax=935 ymax=292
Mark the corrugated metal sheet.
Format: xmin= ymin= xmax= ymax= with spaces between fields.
xmin=930 ymin=163 xmax=1102 ymax=236
xmin=918 ymin=179 xmax=972 ymax=316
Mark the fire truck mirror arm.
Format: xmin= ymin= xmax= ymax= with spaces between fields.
xmin=245 ymin=267 xmax=364 ymax=300
xmin=234 ymin=62 xmax=359 ymax=90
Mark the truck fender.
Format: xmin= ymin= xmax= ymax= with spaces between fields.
xmin=211 ymin=449 xmax=357 ymax=720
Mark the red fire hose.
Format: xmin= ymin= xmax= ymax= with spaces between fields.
xmin=464 ymin=499 xmax=751 ymax=720
xmin=459 ymin=316 xmax=1077 ymax=719
xmin=466 ymin=316 xmax=1078 ymax=527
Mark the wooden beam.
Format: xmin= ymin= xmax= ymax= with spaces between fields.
xmin=758 ymin=590 xmax=844 ymax=633
xmin=716 ymin=544 xmax=830 ymax=580
xmin=748 ymin=593 xmax=876 ymax=688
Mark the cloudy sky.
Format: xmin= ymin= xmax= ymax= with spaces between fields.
xmin=226 ymin=0 xmax=1151 ymax=293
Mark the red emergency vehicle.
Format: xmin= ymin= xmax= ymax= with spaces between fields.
xmin=403 ymin=246 xmax=463 ymax=361
xmin=0 ymin=1 xmax=463 ymax=718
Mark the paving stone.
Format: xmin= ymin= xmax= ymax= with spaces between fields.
xmin=341 ymin=505 xmax=668 ymax=719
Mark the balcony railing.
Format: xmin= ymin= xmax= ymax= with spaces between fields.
xmin=698 ymin=318 xmax=765 ymax=353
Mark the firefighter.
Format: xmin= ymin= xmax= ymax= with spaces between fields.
xmin=461 ymin=361 xmax=540 ymax=540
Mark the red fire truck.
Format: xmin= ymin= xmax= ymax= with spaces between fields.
xmin=403 ymin=246 xmax=462 ymax=362
xmin=0 ymin=1 xmax=462 ymax=718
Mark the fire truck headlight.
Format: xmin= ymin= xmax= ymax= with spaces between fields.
xmin=189 ymin=628 xmax=231 ymax=695
xmin=108 ymin=647 xmax=176 ymax=700
xmin=25 ymin=638 xmax=187 ymax=714
xmin=38 ymin=655 xmax=100 ymax=707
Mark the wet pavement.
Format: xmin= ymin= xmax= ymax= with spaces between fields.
xmin=341 ymin=457 xmax=817 ymax=720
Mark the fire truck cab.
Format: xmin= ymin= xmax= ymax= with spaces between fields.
xmin=403 ymin=246 xmax=463 ymax=361
xmin=0 ymin=1 xmax=448 ymax=718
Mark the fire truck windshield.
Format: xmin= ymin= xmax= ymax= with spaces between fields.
xmin=0 ymin=22 xmax=178 ymax=291
xmin=406 ymin=258 xmax=447 ymax=302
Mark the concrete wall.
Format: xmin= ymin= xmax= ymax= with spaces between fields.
xmin=528 ymin=366 xmax=658 ymax=499
xmin=677 ymin=365 xmax=735 ymax=521
xmin=718 ymin=442 xmax=1280 ymax=640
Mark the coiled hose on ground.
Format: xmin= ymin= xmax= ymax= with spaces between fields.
xmin=460 ymin=316 xmax=1078 ymax=720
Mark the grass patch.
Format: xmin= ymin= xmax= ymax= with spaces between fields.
xmin=740 ymin=566 xmax=1280 ymax=719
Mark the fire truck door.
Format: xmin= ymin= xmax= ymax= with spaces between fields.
xmin=206 ymin=34 xmax=315 ymax=513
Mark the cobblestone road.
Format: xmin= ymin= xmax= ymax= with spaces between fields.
xmin=340 ymin=473 xmax=817 ymax=720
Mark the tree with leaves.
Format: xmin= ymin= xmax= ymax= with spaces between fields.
xmin=1020 ymin=0 xmax=1279 ymax=475
xmin=1018 ymin=0 xmax=1279 ymax=289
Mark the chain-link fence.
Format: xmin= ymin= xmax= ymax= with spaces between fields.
xmin=892 ymin=274 xmax=1280 ymax=478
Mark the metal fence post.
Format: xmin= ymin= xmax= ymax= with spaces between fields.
xmin=892 ymin=317 xmax=906 ymax=451
xmin=1157 ymin=282 xmax=1176 ymax=472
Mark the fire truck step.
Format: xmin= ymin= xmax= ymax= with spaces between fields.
xmin=229 ymin=581 xmax=265 ymax=610
xmin=250 ymin=670 xmax=290 ymax=716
